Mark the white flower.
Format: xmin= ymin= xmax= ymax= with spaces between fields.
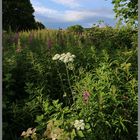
xmin=74 ymin=119 xmax=85 ymax=130
xmin=51 ymin=133 xmax=57 ymax=140
xmin=21 ymin=128 xmax=36 ymax=138
xmin=71 ymin=55 xmax=76 ymax=58
xmin=66 ymin=52 xmax=71 ymax=56
xmin=61 ymin=53 xmax=65 ymax=56
xmin=59 ymin=56 xmax=65 ymax=61
xmin=68 ymin=57 xmax=74 ymax=62
xmin=63 ymin=57 xmax=69 ymax=63
xmin=53 ymin=52 xmax=75 ymax=63
xmin=52 ymin=54 xmax=60 ymax=60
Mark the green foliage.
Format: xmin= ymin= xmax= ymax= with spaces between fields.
xmin=72 ymin=49 xmax=137 ymax=140
xmin=67 ymin=25 xmax=84 ymax=33
xmin=112 ymin=0 xmax=138 ymax=26
xmin=3 ymin=27 xmax=137 ymax=140
xmin=2 ymin=0 xmax=45 ymax=31
xmin=35 ymin=21 xmax=45 ymax=29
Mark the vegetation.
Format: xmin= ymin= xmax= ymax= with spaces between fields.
xmin=2 ymin=0 xmax=138 ymax=139
xmin=2 ymin=0 xmax=45 ymax=31
xmin=3 ymin=26 xmax=138 ymax=140
xmin=112 ymin=0 xmax=138 ymax=25
xmin=67 ymin=25 xmax=84 ymax=33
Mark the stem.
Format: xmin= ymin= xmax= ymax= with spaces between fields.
xmin=72 ymin=68 xmax=77 ymax=83
xmin=65 ymin=63 xmax=73 ymax=103
xmin=56 ymin=63 xmax=66 ymax=95
xmin=65 ymin=64 xmax=73 ymax=93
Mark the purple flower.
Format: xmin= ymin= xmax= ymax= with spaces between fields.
xmin=29 ymin=32 xmax=34 ymax=44
xmin=48 ymin=38 xmax=52 ymax=50
xmin=16 ymin=48 xmax=21 ymax=53
xmin=83 ymin=91 xmax=90 ymax=103
xmin=11 ymin=32 xmax=19 ymax=44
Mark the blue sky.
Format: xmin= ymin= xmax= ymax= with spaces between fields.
xmin=30 ymin=0 xmax=117 ymax=29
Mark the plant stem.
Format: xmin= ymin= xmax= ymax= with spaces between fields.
xmin=56 ymin=63 xmax=66 ymax=95
xmin=65 ymin=63 xmax=73 ymax=103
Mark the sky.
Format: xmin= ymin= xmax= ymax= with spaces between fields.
xmin=30 ymin=0 xmax=117 ymax=29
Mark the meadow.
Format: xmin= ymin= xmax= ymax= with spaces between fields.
xmin=3 ymin=26 xmax=138 ymax=140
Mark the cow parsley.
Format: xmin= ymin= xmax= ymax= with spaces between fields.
xmin=52 ymin=52 xmax=75 ymax=63
xmin=74 ymin=119 xmax=85 ymax=130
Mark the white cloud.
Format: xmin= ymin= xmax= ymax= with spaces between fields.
xmin=30 ymin=0 xmax=42 ymax=6
xmin=64 ymin=10 xmax=97 ymax=21
xmin=30 ymin=0 xmax=116 ymax=28
xmin=34 ymin=5 xmax=114 ymax=23
xmin=34 ymin=6 xmax=59 ymax=16
xmin=51 ymin=0 xmax=81 ymax=8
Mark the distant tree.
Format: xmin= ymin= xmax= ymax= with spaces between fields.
xmin=67 ymin=25 xmax=84 ymax=33
xmin=112 ymin=0 xmax=138 ymax=26
xmin=35 ymin=21 xmax=45 ymax=29
xmin=3 ymin=0 xmax=45 ymax=31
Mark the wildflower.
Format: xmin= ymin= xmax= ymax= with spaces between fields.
xmin=52 ymin=52 xmax=75 ymax=63
xmin=71 ymin=54 xmax=76 ymax=58
xmin=67 ymin=63 xmax=74 ymax=70
xmin=21 ymin=128 xmax=36 ymax=138
xmin=51 ymin=133 xmax=58 ymax=140
xmin=16 ymin=48 xmax=21 ymax=53
xmin=59 ymin=55 xmax=65 ymax=61
xmin=63 ymin=56 xmax=69 ymax=63
xmin=74 ymin=120 xmax=85 ymax=130
xmin=66 ymin=52 xmax=71 ymax=56
xmin=68 ymin=57 xmax=74 ymax=62
xmin=83 ymin=91 xmax=90 ymax=103
xmin=29 ymin=32 xmax=34 ymax=44
xmin=13 ymin=32 xmax=19 ymax=44
xmin=52 ymin=54 xmax=61 ymax=60
xmin=48 ymin=38 xmax=52 ymax=50
xmin=21 ymin=131 xmax=26 ymax=137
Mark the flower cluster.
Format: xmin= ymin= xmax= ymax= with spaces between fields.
xmin=21 ymin=128 xmax=36 ymax=138
xmin=73 ymin=120 xmax=85 ymax=130
xmin=52 ymin=52 xmax=75 ymax=63
xmin=83 ymin=91 xmax=90 ymax=103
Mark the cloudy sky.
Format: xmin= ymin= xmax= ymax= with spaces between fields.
xmin=30 ymin=0 xmax=117 ymax=29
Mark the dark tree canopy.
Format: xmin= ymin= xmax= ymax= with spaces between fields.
xmin=3 ymin=0 xmax=45 ymax=31
xmin=35 ymin=21 xmax=45 ymax=29
xmin=112 ymin=0 xmax=138 ymax=25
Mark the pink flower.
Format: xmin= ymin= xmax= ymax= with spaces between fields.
xmin=16 ymin=48 xmax=21 ymax=53
xmin=29 ymin=32 xmax=34 ymax=44
xmin=83 ymin=91 xmax=90 ymax=103
xmin=47 ymin=39 xmax=53 ymax=50
xmin=48 ymin=38 xmax=52 ymax=50
xmin=11 ymin=32 xmax=19 ymax=44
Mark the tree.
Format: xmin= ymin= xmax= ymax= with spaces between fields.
xmin=67 ymin=25 xmax=84 ymax=33
xmin=112 ymin=0 xmax=138 ymax=26
xmin=35 ymin=21 xmax=45 ymax=29
xmin=2 ymin=0 xmax=45 ymax=31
